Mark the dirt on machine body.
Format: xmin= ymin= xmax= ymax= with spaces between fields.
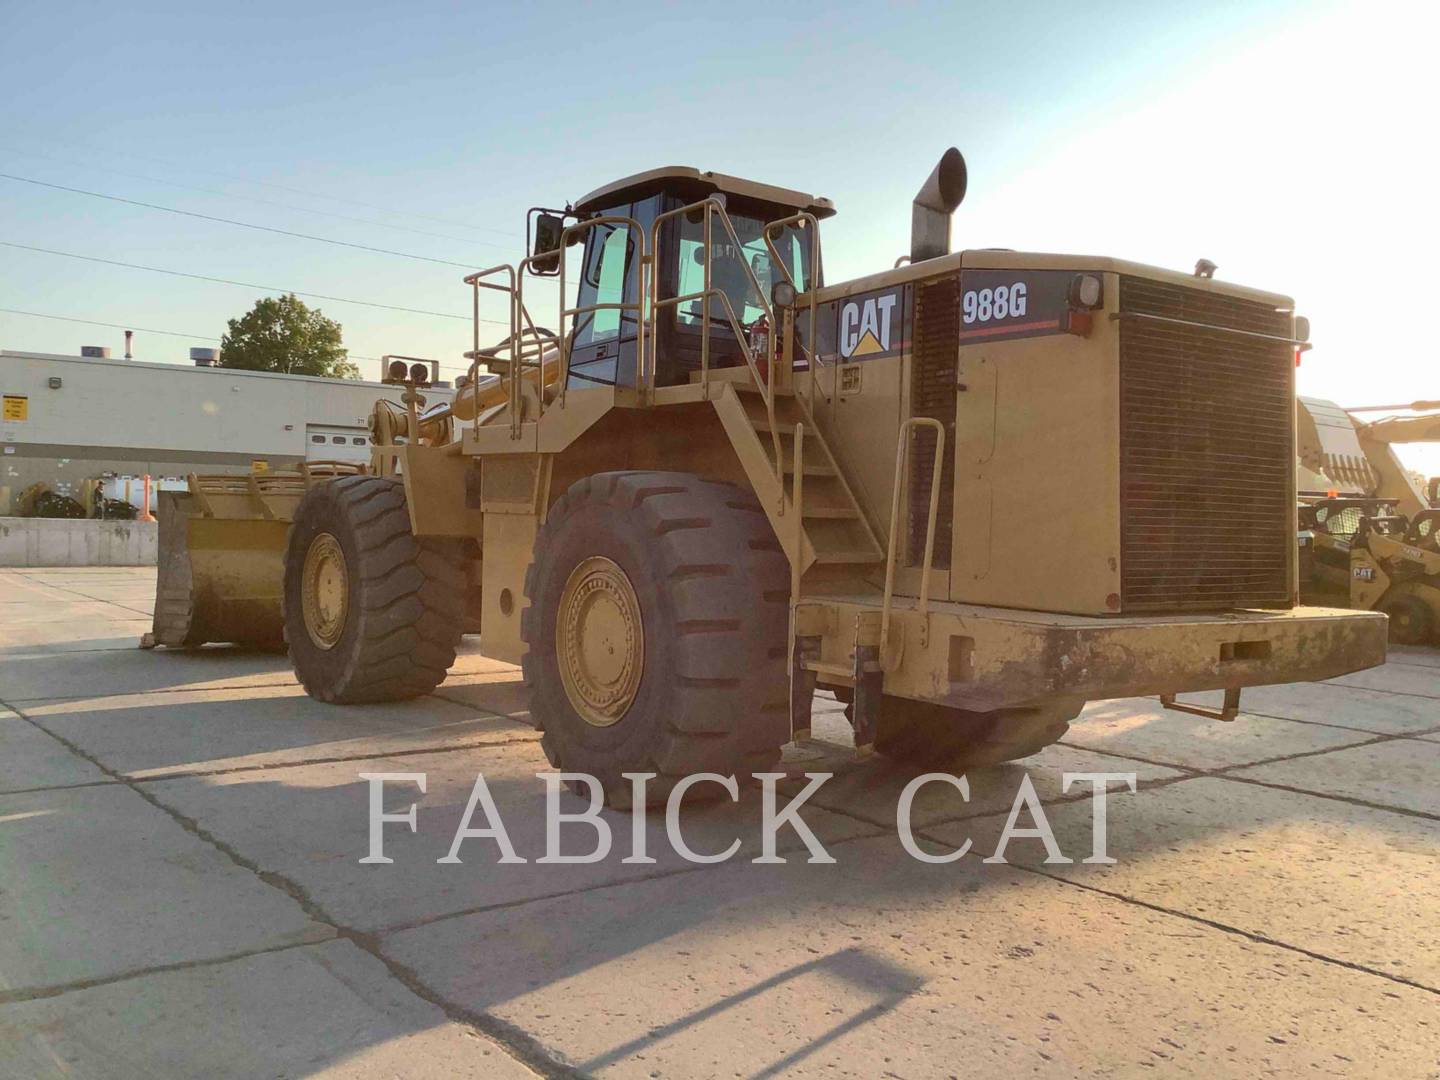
xmin=151 ymin=148 xmax=1388 ymax=802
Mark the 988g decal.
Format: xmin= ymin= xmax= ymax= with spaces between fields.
xmin=962 ymin=281 xmax=1028 ymax=324
xmin=956 ymin=269 xmax=1073 ymax=342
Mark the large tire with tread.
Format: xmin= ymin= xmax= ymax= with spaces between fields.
xmin=1378 ymin=592 xmax=1435 ymax=646
xmin=284 ymin=476 xmax=466 ymax=703
xmin=844 ymin=694 xmax=1081 ymax=770
xmin=522 ymin=471 xmax=790 ymax=806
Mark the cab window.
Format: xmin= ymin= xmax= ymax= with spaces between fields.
xmin=673 ymin=212 xmax=810 ymax=330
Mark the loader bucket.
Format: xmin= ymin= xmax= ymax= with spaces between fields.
xmin=148 ymin=489 xmax=289 ymax=648
xmin=146 ymin=466 xmax=362 ymax=650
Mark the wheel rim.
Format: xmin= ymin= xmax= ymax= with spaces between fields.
xmin=556 ymin=556 xmax=644 ymax=727
xmin=301 ymin=532 xmax=349 ymax=650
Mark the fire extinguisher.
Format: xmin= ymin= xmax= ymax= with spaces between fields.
xmin=748 ymin=315 xmax=771 ymax=383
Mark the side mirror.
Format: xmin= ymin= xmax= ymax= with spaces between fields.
xmin=532 ymin=213 xmax=565 ymax=272
xmin=771 ymin=281 xmax=796 ymax=309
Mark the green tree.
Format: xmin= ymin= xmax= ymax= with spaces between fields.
xmin=219 ymin=294 xmax=359 ymax=378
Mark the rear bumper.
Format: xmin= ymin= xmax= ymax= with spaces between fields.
xmin=797 ymin=597 xmax=1388 ymax=711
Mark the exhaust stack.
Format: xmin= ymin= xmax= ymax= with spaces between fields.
xmin=911 ymin=147 xmax=967 ymax=264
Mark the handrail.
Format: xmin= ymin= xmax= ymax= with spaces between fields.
xmin=791 ymin=423 xmax=805 ymax=597
xmin=762 ymin=212 xmax=820 ymax=405
xmin=462 ymin=214 xmax=645 ymax=433
xmin=456 ymin=200 xmax=824 ymax=492
xmin=880 ymin=417 xmax=946 ymax=669
xmin=648 ymin=197 xmax=784 ymax=492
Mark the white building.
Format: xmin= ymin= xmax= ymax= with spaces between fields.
xmin=0 ymin=348 xmax=452 ymax=514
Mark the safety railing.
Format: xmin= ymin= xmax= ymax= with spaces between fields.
xmin=461 ymin=199 xmax=822 ymax=491
xmin=762 ymin=212 xmax=820 ymax=407
xmin=648 ymin=197 xmax=783 ymax=487
xmin=880 ymin=418 xmax=946 ymax=668
xmin=463 ymin=213 xmax=646 ymax=435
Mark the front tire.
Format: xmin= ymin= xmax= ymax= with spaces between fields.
xmin=521 ymin=471 xmax=790 ymax=805
xmin=284 ymin=476 xmax=466 ymax=703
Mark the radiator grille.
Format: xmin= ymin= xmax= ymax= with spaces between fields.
xmin=1119 ymin=277 xmax=1295 ymax=612
xmin=908 ymin=276 xmax=959 ymax=566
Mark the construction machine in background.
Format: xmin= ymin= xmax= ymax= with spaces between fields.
xmin=153 ymin=148 xmax=1388 ymax=800
xmin=1296 ymin=397 xmax=1440 ymax=643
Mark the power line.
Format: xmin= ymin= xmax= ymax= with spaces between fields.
xmin=0 ymin=172 xmax=483 ymax=269
xmin=0 ymin=146 xmax=518 ymax=251
xmin=0 ymin=308 xmax=466 ymax=370
xmin=0 ymin=307 xmax=216 ymax=341
xmin=26 ymin=137 xmax=520 ymax=239
xmin=0 ymin=240 xmax=507 ymax=323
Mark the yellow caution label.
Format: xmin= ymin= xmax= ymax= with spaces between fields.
xmin=251 ymin=459 xmax=269 ymax=473
xmin=2 ymin=395 xmax=27 ymax=421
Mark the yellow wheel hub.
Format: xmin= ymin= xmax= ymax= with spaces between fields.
xmin=557 ymin=556 xmax=644 ymax=727
xmin=301 ymin=532 xmax=349 ymax=650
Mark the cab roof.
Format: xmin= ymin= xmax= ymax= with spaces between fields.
xmin=573 ymin=166 xmax=835 ymax=219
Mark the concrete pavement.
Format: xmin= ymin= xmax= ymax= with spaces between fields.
xmin=1 ymin=567 xmax=1437 ymax=1077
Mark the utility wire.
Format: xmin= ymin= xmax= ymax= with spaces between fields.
xmin=0 ymin=172 xmax=483 ymax=269
xmin=35 ymin=137 xmax=518 ymax=238
xmin=0 ymin=308 xmax=471 ymax=370
xmin=0 ymin=147 xmax=518 ymax=250
xmin=0 ymin=240 xmax=509 ymax=323
xmin=0 ymin=307 xmax=215 ymax=341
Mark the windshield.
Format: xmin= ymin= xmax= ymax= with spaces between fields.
xmin=672 ymin=210 xmax=811 ymax=329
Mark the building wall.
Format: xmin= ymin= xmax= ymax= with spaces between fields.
xmin=0 ymin=350 xmax=451 ymax=513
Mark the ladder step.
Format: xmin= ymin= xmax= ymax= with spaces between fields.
xmin=782 ymin=459 xmax=835 ymax=477
xmin=803 ymin=659 xmax=856 ymax=681
xmin=802 ymin=505 xmax=860 ymax=520
xmin=812 ymin=549 xmax=885 ymax=565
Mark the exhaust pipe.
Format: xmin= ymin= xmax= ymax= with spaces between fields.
xmin=911 ymin=147 xmax=967 ymax=263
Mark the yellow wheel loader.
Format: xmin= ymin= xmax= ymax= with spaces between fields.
xmin=157 ymin=149 xmax=1387 ymax=801
xmin=1296 ymin=397 xmax=1440 ymax=642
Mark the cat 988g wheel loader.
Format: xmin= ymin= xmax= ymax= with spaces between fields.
xmin=161 ymin=147 xmax=1388 ymax=803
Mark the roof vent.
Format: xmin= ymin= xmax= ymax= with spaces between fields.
xmin=191 ymin=348 xmax=219 ymax=367
xmin=80 ymin=345 xmax=111 ymax=358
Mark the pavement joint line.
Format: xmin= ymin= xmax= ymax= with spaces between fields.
xmin=16 ymin=580 xmax=151 ymax=617
xmin=1219 ymin=706 xmax=1440 ymax=739
xmin=127 ymin=733 xmax=545 ymax=785
xmin=757 ymin=749 xmax=1440 ymax=1001
xmin=371 ymin=819 xmax=895 ymax=940
xmin=1319 ymin=681 xmax=1440 ymax=702
xmin=995 ymin=861 xmax=1440 ymax=999
xmin=0 ymin=696 xmax=557 ymax=1080
xmin=913 ymin=770 xmax=1204 ymax=832
xmin=4 ymin=679 xmax=302 ymax=704
xmin=4 ymin=675 xmax=522 ymax=708
xmin=1200 ymin=772 xmax=1440 ymax=822
xmin=0 ymin=778 xmax=123 ymax=797
xmin=0 ymin=937 xmax=328 ymax=1007
xmin=1204 ymin=728 xmax=1415 ymax=776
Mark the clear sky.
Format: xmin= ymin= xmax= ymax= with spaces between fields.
xmin=2 ymin=0 xmax=1436 ymax=473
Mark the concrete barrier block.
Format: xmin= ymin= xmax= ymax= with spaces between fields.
xmin=0 ymin=517 xmax=158 ymax=567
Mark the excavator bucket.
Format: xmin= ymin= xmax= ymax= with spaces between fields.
xmin=144 ymin=466 xmax=363 ymax=649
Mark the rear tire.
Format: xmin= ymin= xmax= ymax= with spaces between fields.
xmin=284 ymin=476 xmax=466 ymax=703
xmin=521 ymin=471 xmax=790 ymax=806
xmin=1378 ymin=592 xmax=1435 ymax=646
xmin=845 ymin=694 xmax=1081 ymax=770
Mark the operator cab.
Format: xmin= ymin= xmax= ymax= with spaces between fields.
xmin=553 ymin=167 xmax=833 ymax=390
